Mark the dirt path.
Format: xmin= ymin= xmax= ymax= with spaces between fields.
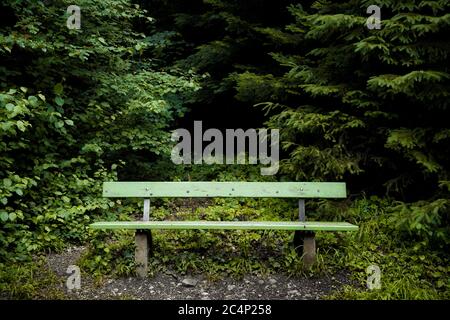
xmin=43 ymin=246 xmax=355 ymax=300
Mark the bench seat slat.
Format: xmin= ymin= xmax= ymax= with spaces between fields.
xmin=102 ymin=182 xmax=346 ymax=198
xmin=90 ymin=221 xmax=358 ymax=231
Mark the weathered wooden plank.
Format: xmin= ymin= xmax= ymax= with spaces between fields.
xmin=90 ymin=221 xmax=358 ymax=231
xmin=102 ymin=182 xmax=346 ymax=198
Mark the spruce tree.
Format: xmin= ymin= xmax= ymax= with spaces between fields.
xmin=235 ymin=1 xmax=450 ymax=199
xmin=234 ymin=1 xmax=450 ymax=245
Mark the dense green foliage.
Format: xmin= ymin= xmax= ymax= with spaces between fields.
xmin=234 ymin=1 xmax=450 ymax=250
xmin=236 ymin=2 xmax=450 ymax=196
xmin=0 ymin=0 xmax=198 ymax=261
xmin=142 ymin=0 xmax=295 ymax=128
xmin=0 ymin=0 xmax=449 ymax=300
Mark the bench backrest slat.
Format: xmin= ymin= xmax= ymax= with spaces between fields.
xmin=103 ymin=182 xmax=346 ymax=198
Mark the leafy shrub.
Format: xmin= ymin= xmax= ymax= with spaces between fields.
xmin=0 ymin=0 xmax=198 ymax=262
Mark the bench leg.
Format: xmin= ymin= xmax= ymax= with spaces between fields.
xmin=303 ymin=232 xmax=316 ymax=269
xmin=135 ymin=230 xmax=152 ymax=278
xmin=293 ymin=231 xmax=316 ymax=269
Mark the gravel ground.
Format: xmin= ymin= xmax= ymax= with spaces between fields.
xmin=44 ymin=246 xmax=356 ymax=300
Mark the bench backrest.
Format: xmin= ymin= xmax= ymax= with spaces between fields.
xmin=103 ymin=182 xmax=346 ymax=198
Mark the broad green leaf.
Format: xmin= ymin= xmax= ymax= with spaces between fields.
xmin=5 ymin=103 xmax=14 ymax=111
xmin=16 ymin=120 xmax=26 ymax=132
xmin=0 ymin=212 xmax=8 ymax=222
xmin=28 ymin=95 xmax=38 ymax=105
xmin=3 ymin=178 xmax=12 ymax=188
xmin=55 ymin=96 xmax=64 ymax=106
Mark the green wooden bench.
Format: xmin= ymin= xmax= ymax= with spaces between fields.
xmin=90 ymin=182 xmax=358 ymax=277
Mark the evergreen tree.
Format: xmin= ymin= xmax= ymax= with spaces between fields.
xmin=234 ymin=1 xmax=450 ymax=245
xmin=235 ymin=1 xmax=450 ymax=197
